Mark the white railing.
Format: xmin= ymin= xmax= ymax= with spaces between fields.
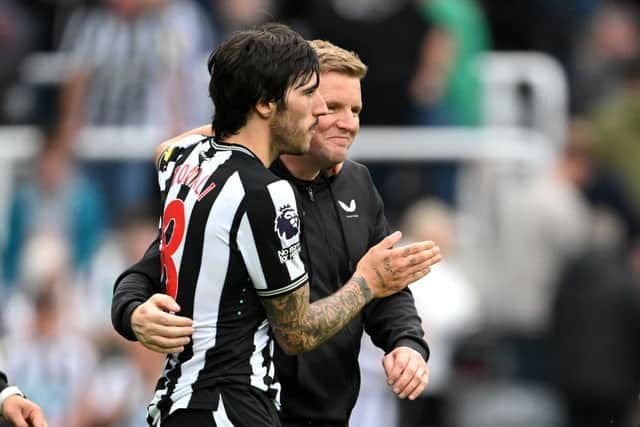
xmin=0 ymin=125 xmax=554 ymax=163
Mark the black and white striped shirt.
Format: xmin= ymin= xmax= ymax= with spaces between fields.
xmin=59 ymin=1 xmax=212 ymax=135
xmin=147 ymin=135 xmax=307 ymax=425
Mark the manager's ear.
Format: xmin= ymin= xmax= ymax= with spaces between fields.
xmin=255 ymin=99 xmax=276 ymax=119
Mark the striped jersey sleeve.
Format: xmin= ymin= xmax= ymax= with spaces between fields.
xmin=238 ymin=179 xmax=308 ymax=297
xmin=157 ymin=134 xmax=208 ymax=192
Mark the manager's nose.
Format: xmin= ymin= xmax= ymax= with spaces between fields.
xmin=312 ymin=91 xmax=328 ymax=117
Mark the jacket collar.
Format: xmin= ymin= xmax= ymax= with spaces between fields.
xmin=270 ymin=158 xmax=334 ymax=192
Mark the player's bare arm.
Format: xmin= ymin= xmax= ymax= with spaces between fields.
xmin=262 ymin=232 xmax=441 ymax=355
xmin=262 ymin=275 xmax=371 ymax=354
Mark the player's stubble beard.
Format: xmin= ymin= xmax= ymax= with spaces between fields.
xmin=270 ymin=106 xmax=314 ymax=157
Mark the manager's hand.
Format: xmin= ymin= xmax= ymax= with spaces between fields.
xmin=383 ymin=346 xmax=429 ymax=400
xmin=131 ymin=294 xmax=194 ymax=353
xmin=355 ymin=231 xmax=442 ymax=300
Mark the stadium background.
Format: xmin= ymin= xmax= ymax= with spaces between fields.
xmin=0 ymin=0 xmax=639 ymax=426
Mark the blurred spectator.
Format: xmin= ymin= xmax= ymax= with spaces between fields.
xmin=279 ymin=0 xmax=431 ymax=125
xmin=56 ymin=0 xmax=213 ymax=221
xmin=411 ymin=0 xmax=490 ymax=126
xmin=491 ymin=121 xmax=593 ymax=382
xmin=570 ymin=2 xmax=640 ymax=114
xmin=476 ymin=118 xmax=640 ymax=402
xmin=479 ymin=0 xmax=578 ymax=67
xmin=84 ymin=202 xmax=158 ymax=340
xmin=213 ymin=0 xmax=275 ymax=34
xmin=567 ymin=119 xmax=640 ymax=257
xmin=1 ymin=0 xmax=87 ymax=125
xmin=405 ymin=0 xmax=490 ymax=216
xmin=73 ymin=339 xmax=165 ymax=427
xmin=2 ymin=230 xmax=73 ymax=336
xmin=591 ymin=55 xmax=640 ymax=218
xmin=398 ymin=198 xmax=482 ymax=427
xmin=0 ymin=0 xmax=31 ymax=124
xmin=58 ymin=0 xmax=212 ymax=136
xmin=0 ymin=232 xmax=98 ymax=427
xmin=2 ymin=124 xmax=105 ymax=287
xmin=551 ymin=212 xmax=640 ymax=427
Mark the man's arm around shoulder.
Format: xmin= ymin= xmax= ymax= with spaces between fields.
xmin=111 ymin=238 xmax=193 ymax=353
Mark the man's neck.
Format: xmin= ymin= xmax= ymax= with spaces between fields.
xmin=225 ymin=119 xmax=275 ymax=166
xmin=280 ymin=154 xmax=344 ymax=180
xmin=280 ymin=154 xmax=322 ymax=181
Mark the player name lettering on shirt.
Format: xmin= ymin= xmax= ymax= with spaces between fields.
xmin=173 ymin=164 xmax=216 ymax=201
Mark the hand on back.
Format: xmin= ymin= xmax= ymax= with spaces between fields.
xmin=131 ymin=294 xmax=194 ymax=354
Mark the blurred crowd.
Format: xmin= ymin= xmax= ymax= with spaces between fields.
xmin=0 ymin=0 xmax=640 ymax=426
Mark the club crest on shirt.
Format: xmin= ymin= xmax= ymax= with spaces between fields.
xmin=274 ymin=204 xmax=300 ymax=242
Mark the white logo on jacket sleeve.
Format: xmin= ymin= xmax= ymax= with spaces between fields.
xmin=338 ymin=199 xmax=357 ymax=212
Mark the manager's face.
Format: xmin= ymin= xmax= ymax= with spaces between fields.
xmin=308 ymin=71 xmax=362 ymax=168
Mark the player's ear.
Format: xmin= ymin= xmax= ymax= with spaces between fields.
xmin=255 ymin=99 xmax=276 ymax=119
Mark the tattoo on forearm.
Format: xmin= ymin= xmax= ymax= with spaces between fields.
xmin=350 ymin=275 xmax=372 ymax=303
xmin=261 ymin=278 xmax=371 ymax=354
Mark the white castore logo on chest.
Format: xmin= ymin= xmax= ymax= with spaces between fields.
xmin=338 ymin=199 xmax=356 ymax=213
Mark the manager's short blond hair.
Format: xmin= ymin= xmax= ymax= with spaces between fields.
xmin=309 ymin=39 xmax=367 ymax=79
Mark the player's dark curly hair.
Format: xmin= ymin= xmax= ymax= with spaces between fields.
xmin=207 ymin=23 xmax=319 ymax=139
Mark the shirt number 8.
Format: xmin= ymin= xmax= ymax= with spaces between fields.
xmin=160 ymin=199 xmax=186 ymax=300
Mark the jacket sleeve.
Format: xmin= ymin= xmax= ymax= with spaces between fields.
xmin=369 ymin=173 xmax=392 ymax=245
xmin=363 ymin=289 xmax=430 ymax=360
xmin=364 ymin=171 xmax=430 ymax=360
xmin=111 ymin=235 xmax=163 ymax=341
